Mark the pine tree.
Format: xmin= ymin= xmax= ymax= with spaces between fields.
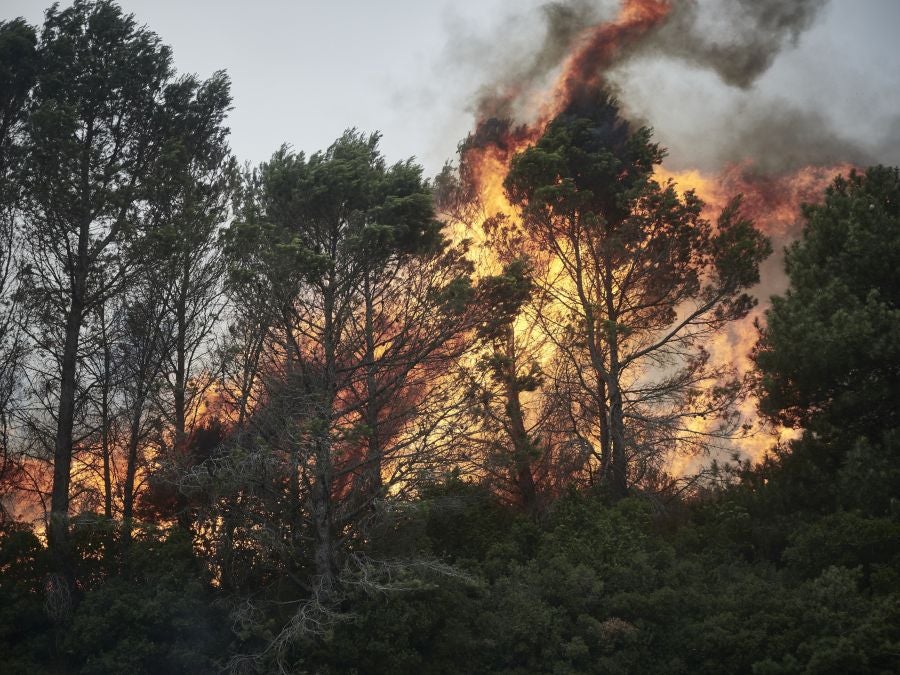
xmin=505 ymin=92 xmax=771 ymax=498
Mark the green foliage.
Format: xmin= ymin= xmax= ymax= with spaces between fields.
xmin=0 ymin=523 xmax=54 ymax=673
xmin=474 ymin=257 xmax=534 ymax=343
xmin=225 ymin=131 xmax=447 ymax=305
xmin=63 ymin=528 xmax=226 ymax=674
xmin=0 ymin=17 xmax=37 ymax=178
xmin=300 ymin=485 xmax=900 ymax=674
xmin=756 ymin=166 xmax=900 ymax=436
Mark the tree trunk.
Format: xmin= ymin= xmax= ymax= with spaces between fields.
xmin=602 ymin=261 xmax=628 ymax=501
xmin=173 ymin=267 xmax=188 ymax=454
xmin=596 ymin=377 xmax=611 ymax=477
xmin=49 ymin=264 xmax=87 ymax=585
xmin=121 ymin=402 xmax=143 ymax=547
xmin=311 ymin=436 xmax=335 ymax=587
xmin=607 ymin=380 xmax=628 ymax=500
xmin=360 ymin=273 xmax=383 ymax=501
xmin=311 ymin=279 xmax=338 ymax=587
xmin=101 ymin=324 xmax=113 ymax=521
xmin=499 ymin=327 xmax=538 ymax=513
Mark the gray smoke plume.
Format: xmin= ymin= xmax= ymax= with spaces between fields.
xmin=440 ymin=0 xmax=900 ymax=178
xmin=651 ymin=0 xmax=829 ymax=89
xmin=466 ymin=0 xmax=831 ymax=123
xmin=646 ymin=102 xmax=877 ymax=173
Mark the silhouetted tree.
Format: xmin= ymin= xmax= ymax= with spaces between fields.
xmin=505 ymin=93 xmax=771 ymax=499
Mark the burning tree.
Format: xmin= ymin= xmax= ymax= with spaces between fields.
xmin=504 ymin=92 xmax=771 ymax=499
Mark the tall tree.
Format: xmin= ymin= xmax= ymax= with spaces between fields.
xmin=464 ymin=255 xmax=548 ymax=512
xmin=20 ymin=0 xmax=175 ymax=579
xmin=147 ymin=71 xmax=235 ymax=457
xmin=0 ymin=18 xmax=37 ymax=518
xmin=754 ymin=165 xmax=900 ymax=515
xmin=505 ymin=93 xmax=771 ymax=499
xmin=222 ymin=131 xmax=472 ymax=589
xmin=117 ymin=282 xmax=172 ymax=545
xmin=437 ymin=156 xmax=589 ymax=512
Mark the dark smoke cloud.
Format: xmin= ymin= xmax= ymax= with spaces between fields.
xmin=442 ymin=0 xmax=900 ymax=177
xmin=719 ymin=106 xmax=874 ymax=172
xmin=464 ymin=0 xmax=831 ymax=124
xmin=650 ymin=0 xmax=829 ymax=89
xmin=878 ymin=116 xmax=900 ymax=167
xmin=653 ymin=103 xmax=876 ymax=173
xmin=528 ymin=1 xmax=602 ymax=82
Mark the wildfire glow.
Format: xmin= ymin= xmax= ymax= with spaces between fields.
xmin=447 ymin=0 xmax=853 ymax=476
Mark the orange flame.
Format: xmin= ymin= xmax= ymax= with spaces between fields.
xmin=545 ymin=0 xmax=670 ymax=122
xmin=448 ymin=0 xmax=855 ymax=477
xmin=464 ymin=0 xmax=672 ymax=201
xmin=656 ymin=162 xmax=856 ymax=467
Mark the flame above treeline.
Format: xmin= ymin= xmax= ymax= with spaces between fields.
xmin=464 ymin=0 xmax=671 ymax=211
xmin=449 ymin=0 xmax=852 ymax=465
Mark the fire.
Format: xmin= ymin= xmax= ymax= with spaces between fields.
xmin=465 ymin=0 xmax=673 ymax=199
xmin=656 ymin=162 xmax=856 ymax=239
xmin=656 ymin=161 xmax=855 ymax=466
xmin=545 ymin=0 xmax=670 ymax=122
xmin=447 ymin=0 xmax=855 ymax=480
xmin=456 ymin=0 xmax=675 ymax=280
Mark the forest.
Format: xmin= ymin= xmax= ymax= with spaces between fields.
xmin=0 ymin=1 xmax=898 ymax=673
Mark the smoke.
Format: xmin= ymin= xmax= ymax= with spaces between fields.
xmin=460 ymin=0 xmax=830 ymax=127
xmin=879 ymin=116 xmax=900 ymax=167
xmin=649 ymin=100 xmax=876 ymax=173
xmin=471 ymin=0 xmax=610 ymax=120
xmin=650 ymin=0 xmax=829 ymax=89
xmin=522 ymin=1 xmax=604 ymax=86
xmin=714 ymin=106 xmax=875 ymax=173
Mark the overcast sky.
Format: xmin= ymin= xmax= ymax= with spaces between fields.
xmin=4 ymin=0 xmax=899 ymax=176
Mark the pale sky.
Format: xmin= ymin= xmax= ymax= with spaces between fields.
xmin=4 ymin=0 xmax=899 ymax=176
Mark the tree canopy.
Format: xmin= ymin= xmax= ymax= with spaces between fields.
xmin=755 ymin=166 xmax=900 ymax=437
xmin=504 ymin=93 xmax=771 ymax=498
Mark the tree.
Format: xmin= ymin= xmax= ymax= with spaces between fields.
xmin=753 ymin=166 xmax=900 ymax=516
xmin=755 ymin=166 xmax=900 ymax=437
xmin=147 ymin=71 xmax=235 ymax=457
xmin=504 ymin=92 xmax=771 ymax=499
xmin=464 ymin=256 xmax=546 ymax=512
xmin=0 ymin=18 xmax=37 ymax=518
xmin=221 ymin=131 xmax=472 ymax=588
xmin=437 ymin=146 xmax=595 ymax=513
xmin=19 ymin=0 xmax=176 ymax=580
